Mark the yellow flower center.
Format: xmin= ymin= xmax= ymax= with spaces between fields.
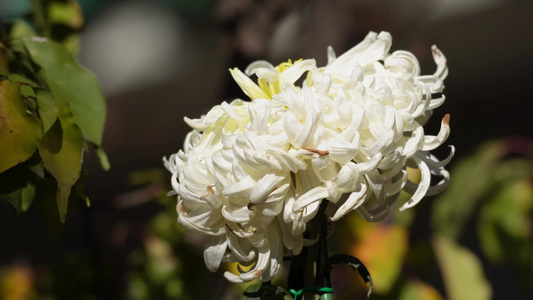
xmin=257 ymin=59 xmax=303 ymax=99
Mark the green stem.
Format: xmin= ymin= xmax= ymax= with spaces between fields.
xmin=295 ymin=201 xmax=332 ymax=300
xmin=317 ymin=203 xmax=332 ymax=300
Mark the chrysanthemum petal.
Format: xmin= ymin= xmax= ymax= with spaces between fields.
xmin=399 ymin=157 xmax=431 ymax=211
xmin=245 ymin=60 xmax=274 ymax=76
xmin=331 ymin=184 xmax=367 ymax=221
xmin=230 ymin=68 xmax=270 ymax=100
xmin=279 ymin=59 xmax=316 ymax=87
xmin=421 ymin=114 xmax=450 ymax=151
xmin=204 ymin=236 xmax=228 ymax=272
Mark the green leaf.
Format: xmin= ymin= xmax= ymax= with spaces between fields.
xmin=432 ymin=235 xmax=492 ymax=300
xmin=96 ymin=146 xmax=110 ymax=171
xmin=7 ymin=75 xmax=59 ymax=133
xmin=21 ymin=182 xmax=36 ymax=211
xmin=431 ymin=141 xmax=504 ymax=240
xmin=478 ymin=167 xmax=533 ymax=261
xmin=19 ymin=84 xmax=38 ymax=112
xmin=0 ymin=163 xmax=31 ymax=215
xmin=7 ymin=40 xmax=43 ymax=86
xmin=35 ymin=88 xmax=59 ymax=133
xmin=28 ymin=159 xmax=45 ymax=178
xmin=71 ymin=171 xmax=90 ymax=208
xmin=1 ymin=181 xmax=37 ymax=214
xmin=0 ymin=80 xmax=42 ymax=173
xmin=47 ymin=0 xmax=84 ymax=54
xmin=48 ymin=1 xmax=84 ymax=29
xmin=477 ymin=174 xmax=533 ymax=288
xmin=240 ymin=283 xmax=293 ymax=300
xmin=9 ymin=20 xmax=38 ymax=39
xmin=7 ymin=73 xmax=39 ymax=87
xmin=60 ymin=34 xmax=81 ymax=55
xmin=1 ymin=189 xmax=23 ymax=215
xmin=38 ymin=104 xmax=84 ymax=223
xmin=22 ymin=37 xmax=106 ymax=147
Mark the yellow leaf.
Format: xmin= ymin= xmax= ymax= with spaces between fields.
xmin=433 ymin=235 xmax=492 ymax=300
xmin=0 ymin=80 xmax=41 ymax=173
xmin=349 ymin=220 xmax=408 ymax=293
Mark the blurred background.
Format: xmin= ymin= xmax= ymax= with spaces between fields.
xmin=1 ymin=0 xmax=532 ymax=299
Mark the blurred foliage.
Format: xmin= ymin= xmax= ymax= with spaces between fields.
xmin=431 ymin=141 xmax=505 ymax=240
xmin=122 ymin=168 xmax=214 ymax=300
xmin=0 ymin=0 xmax=108 ymax=223
xmin=336 ymin=138 xmax=533 ymax=299
xmin=347 ymin=219 xmax=408 ymax=294
xmin=432 ymin=235 xmax=491 ymax=300
xmin=0 ymin=262 xmax=36 ymax=300
xmin=397 ymin=279 xmax=443 ymax=300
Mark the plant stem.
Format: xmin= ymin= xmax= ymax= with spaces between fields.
xmin=289 ymin=201 xmax=332 ymax=300
xmin=317 ymin=203 xmax=332 ymax=300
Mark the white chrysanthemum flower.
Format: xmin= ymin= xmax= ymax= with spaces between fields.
xmin=164 ymin=31 xmax=452 ymax=283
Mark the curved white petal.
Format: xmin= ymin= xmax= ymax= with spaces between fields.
xmin=239 ymin=244 xmax=271 ymax=282
xmin=326 ymin=46 xmax=336 ymax=65
xmin=418 ymin=145 xmax=455 ymax=168
xmin=292 ymin=186 xmax=328 ymax=212
xmin=245 ymin=60 xmax=274 ymax=76
xmin=328 ymin=139 xmax=360 ymax=164
xmin=279 ymin=59 xmax=316 ymax=86
xmin=331 ymin=184 xmax=367 ymax=221
xmin=421 ymin=114 xmax=450 ymax=151
xmin=249 ymin=174 xmax=285 ymax=204
xmin=204 ymin=236 xmax=228 ymax=272
xmin=399 ymin=156 xmax=431 ymax=211
xmin=227 ymin=232 xmax=255 ymax=262
xmin=431 ymin=45 xmax=448 ymax=80
xmin=425 ymin=169 xmax=450 ymax=196
xmin=326 ymin=31 xmax=392 ymax=76
xmin=384 ymin=170 xmax=408 ymax=197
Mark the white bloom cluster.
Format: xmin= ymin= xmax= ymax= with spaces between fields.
xmin=164 ymin=31 xmax=452 ymax=283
